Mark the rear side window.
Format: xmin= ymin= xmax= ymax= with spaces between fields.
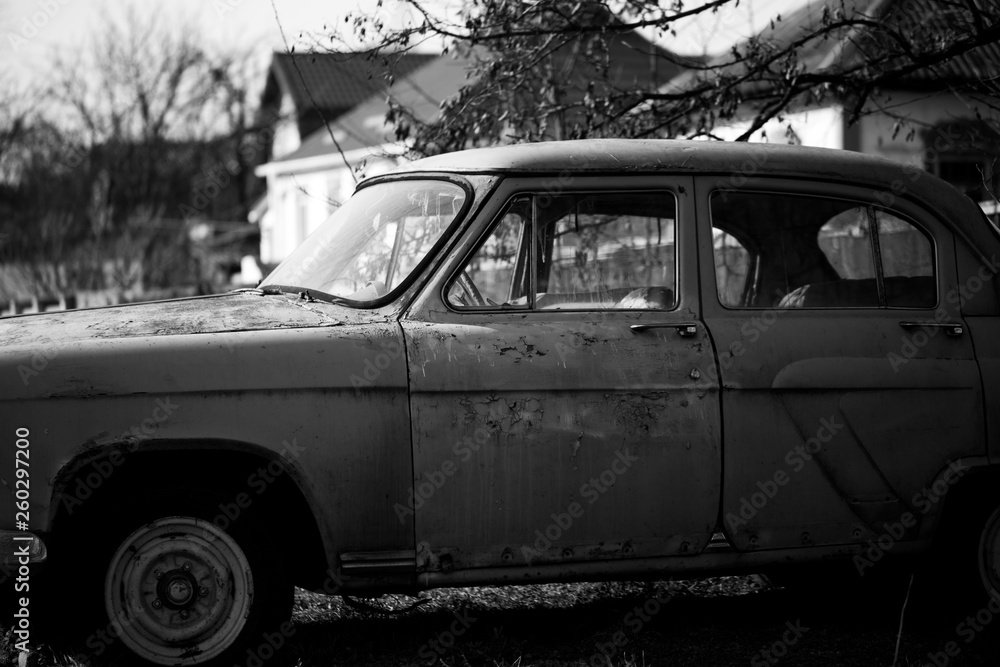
xmin=711 ymin=191 xmax=936 ymax=309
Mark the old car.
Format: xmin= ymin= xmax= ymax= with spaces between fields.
xmin=2 ymin=138 xmax=999 ymax=665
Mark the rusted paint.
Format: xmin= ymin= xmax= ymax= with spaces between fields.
xmin=0 ymin=292 xmax=365 ymax=345
xmin=698 ymin=176 xmax=987 ymax=553
xmin=0 ymin=297 xmax=413 ymax=569
xmin=2 ymin=139 xmax=998 ymax=606
xmin=401 ymin=171 xmax=719 ymax=572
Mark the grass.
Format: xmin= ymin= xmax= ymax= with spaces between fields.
xmin=5 ymin=574 xmax=1000 ymax=666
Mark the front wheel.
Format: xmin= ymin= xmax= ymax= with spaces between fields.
xmin=978 ymin=506 xmax=1000 ymax=601
xmin=99 ymin=495 xmax=292 ymax=665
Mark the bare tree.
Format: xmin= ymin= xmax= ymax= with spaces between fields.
xmin=0 ymin=8 xmax=264 ymax=301
xmin=336 ymin=0 xmax=1000 ymax=154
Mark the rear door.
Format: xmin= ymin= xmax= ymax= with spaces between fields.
xmin=696 ymin=178 xmax=984 ymax=551
xmin=401 ymin=175 xmax=722 ymax=572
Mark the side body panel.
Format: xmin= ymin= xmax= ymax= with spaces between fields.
xmin=956 ymin=238 xmax=1000 ymax=463
xmin=0 ymin=306 xmax=413 ymax=574
xmin=402 ymin=175 xmax=723 ymax=572
xmin=696 ymin=177 xmax=986 ymax=551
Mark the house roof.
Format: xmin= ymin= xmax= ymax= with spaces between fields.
xmin=262 ymin=50 xmax=438 ymax=126
xmin=267 ymin=51 xmax=477 ymax=168
xmin=766 ymin=0 xmax=1000 ymax=85
xmin=266 ymin=13 xmax=700 ymax=172
xmin=661 ymin=0 xmax=999 ymax=103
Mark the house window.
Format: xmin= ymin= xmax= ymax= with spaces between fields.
xmin=326 ymin=174 xmax=342 ymax=214
xmin=925 ymin=121 xmax=1000 ymax=204
xmin=934 ymin=156 xmax=997 ymax=203
xmin=297 ymin=195 xmax=309 ymax=245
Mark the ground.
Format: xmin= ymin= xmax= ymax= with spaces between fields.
xmin=6 ymin=573 xmax=1000 ymax=666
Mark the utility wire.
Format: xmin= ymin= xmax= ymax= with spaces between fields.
xmin=270 ymin=0 xmax=358 ymax=184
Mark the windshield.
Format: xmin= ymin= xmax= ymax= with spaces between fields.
xmin=262 ymin=179 xmax=468 ymax=303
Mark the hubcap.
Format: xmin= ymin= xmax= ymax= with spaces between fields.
xmin=980 ymin=507 xmax=1000 ymax=599
xmin=105 ymin=516 xmax=253 ymax=665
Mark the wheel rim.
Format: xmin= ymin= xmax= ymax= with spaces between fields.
xmin=979 ymin=508 xmax=1000 ymax=600
xmin=105 ymin=516 xmax=253 ymax=665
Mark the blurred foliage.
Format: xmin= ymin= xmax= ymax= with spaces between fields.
xmin=0 ymin=9 xmax=268 ymax=299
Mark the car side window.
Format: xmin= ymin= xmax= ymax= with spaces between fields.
xmin=714 ymin=230 xmax=751 ymax=307
xmin=535 ymin=192 xmax=676 ymax=310
xmin=446 ymin=198 xmax=531 ymax=309
xmin=876 ymin=211 xmax=936 ymax=308
xmin=447 ymin=191 xmax=677 ymax=311
xmin=711 ymin=191 xmax=937 ymax=309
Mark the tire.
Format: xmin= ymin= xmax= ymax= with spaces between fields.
xmin=977 ymin=506 xmax=1000 ymax=602
xmin=91 ymin=490 xmax=293 ymax=666
xmin=911 ymin=490 xmax=1000 ymax=614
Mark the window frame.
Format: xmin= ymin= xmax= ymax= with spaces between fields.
xmin=709 ymin=188 xmax=940 ymax=311
xmin=443 ymin=189 xmax=681 ymax=313
xmin=445 ymin=196 xmax=533 ymax=311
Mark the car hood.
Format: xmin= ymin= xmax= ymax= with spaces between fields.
xmin=0 ymin=292 xmax=402 ymax=402
xmin=0 ymin=292 xmax=381 ymax=349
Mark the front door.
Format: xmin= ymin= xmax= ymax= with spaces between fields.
xmin=697 ymin=178 xmax=985 ymax=552
xmin=401 ymin=176 xmax=722 ymax=572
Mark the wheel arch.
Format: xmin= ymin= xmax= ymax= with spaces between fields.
xmin=48 ymin=438 xmax=329 ymax=590
xmin=924 ymin=457 xmax=1000 ymax=542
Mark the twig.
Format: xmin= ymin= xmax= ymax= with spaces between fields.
xmin=343 ymin=594 xmax=430 ymax=615
xmin=269 ymin=0 xmax=357 ymax=183
xmin=892 ymin=573 xmax=915 ymax=667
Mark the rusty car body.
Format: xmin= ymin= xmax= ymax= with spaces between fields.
xmin=2 ymin=139 xmax=1000 ymax=665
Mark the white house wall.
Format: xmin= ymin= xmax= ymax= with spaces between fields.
xmin=709 ymin=106 xmax=845 ymax=148
xmin=855 ymin=90 xmax=992 ymax=165
xmin=272 ymin=94 xmax=301 ymax=160
xmin=260 ymin=165 xmax=356 ymax=264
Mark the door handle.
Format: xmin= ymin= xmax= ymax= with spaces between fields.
xmin=898 ymin=321 xmax=964 ymax=337
xmin=630 ymin=322 xmax=699 ymax=337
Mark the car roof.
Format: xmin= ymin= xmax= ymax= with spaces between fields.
xmin=393 ymin=139 xmax=913 ymax=182
xmin=385 ymin=138 xmax=997 ymax=260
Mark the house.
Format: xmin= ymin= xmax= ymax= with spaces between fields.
xmin=252 ymin=50 xmax=436 ymax=265
xmin=659 ymin=0 xmax=1000 ymax=206
xmin=253 ymin=14 xmax=698 ymax=265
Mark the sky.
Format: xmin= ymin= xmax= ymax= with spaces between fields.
xmin=2 ymin=0 xmax=815 ymax=93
